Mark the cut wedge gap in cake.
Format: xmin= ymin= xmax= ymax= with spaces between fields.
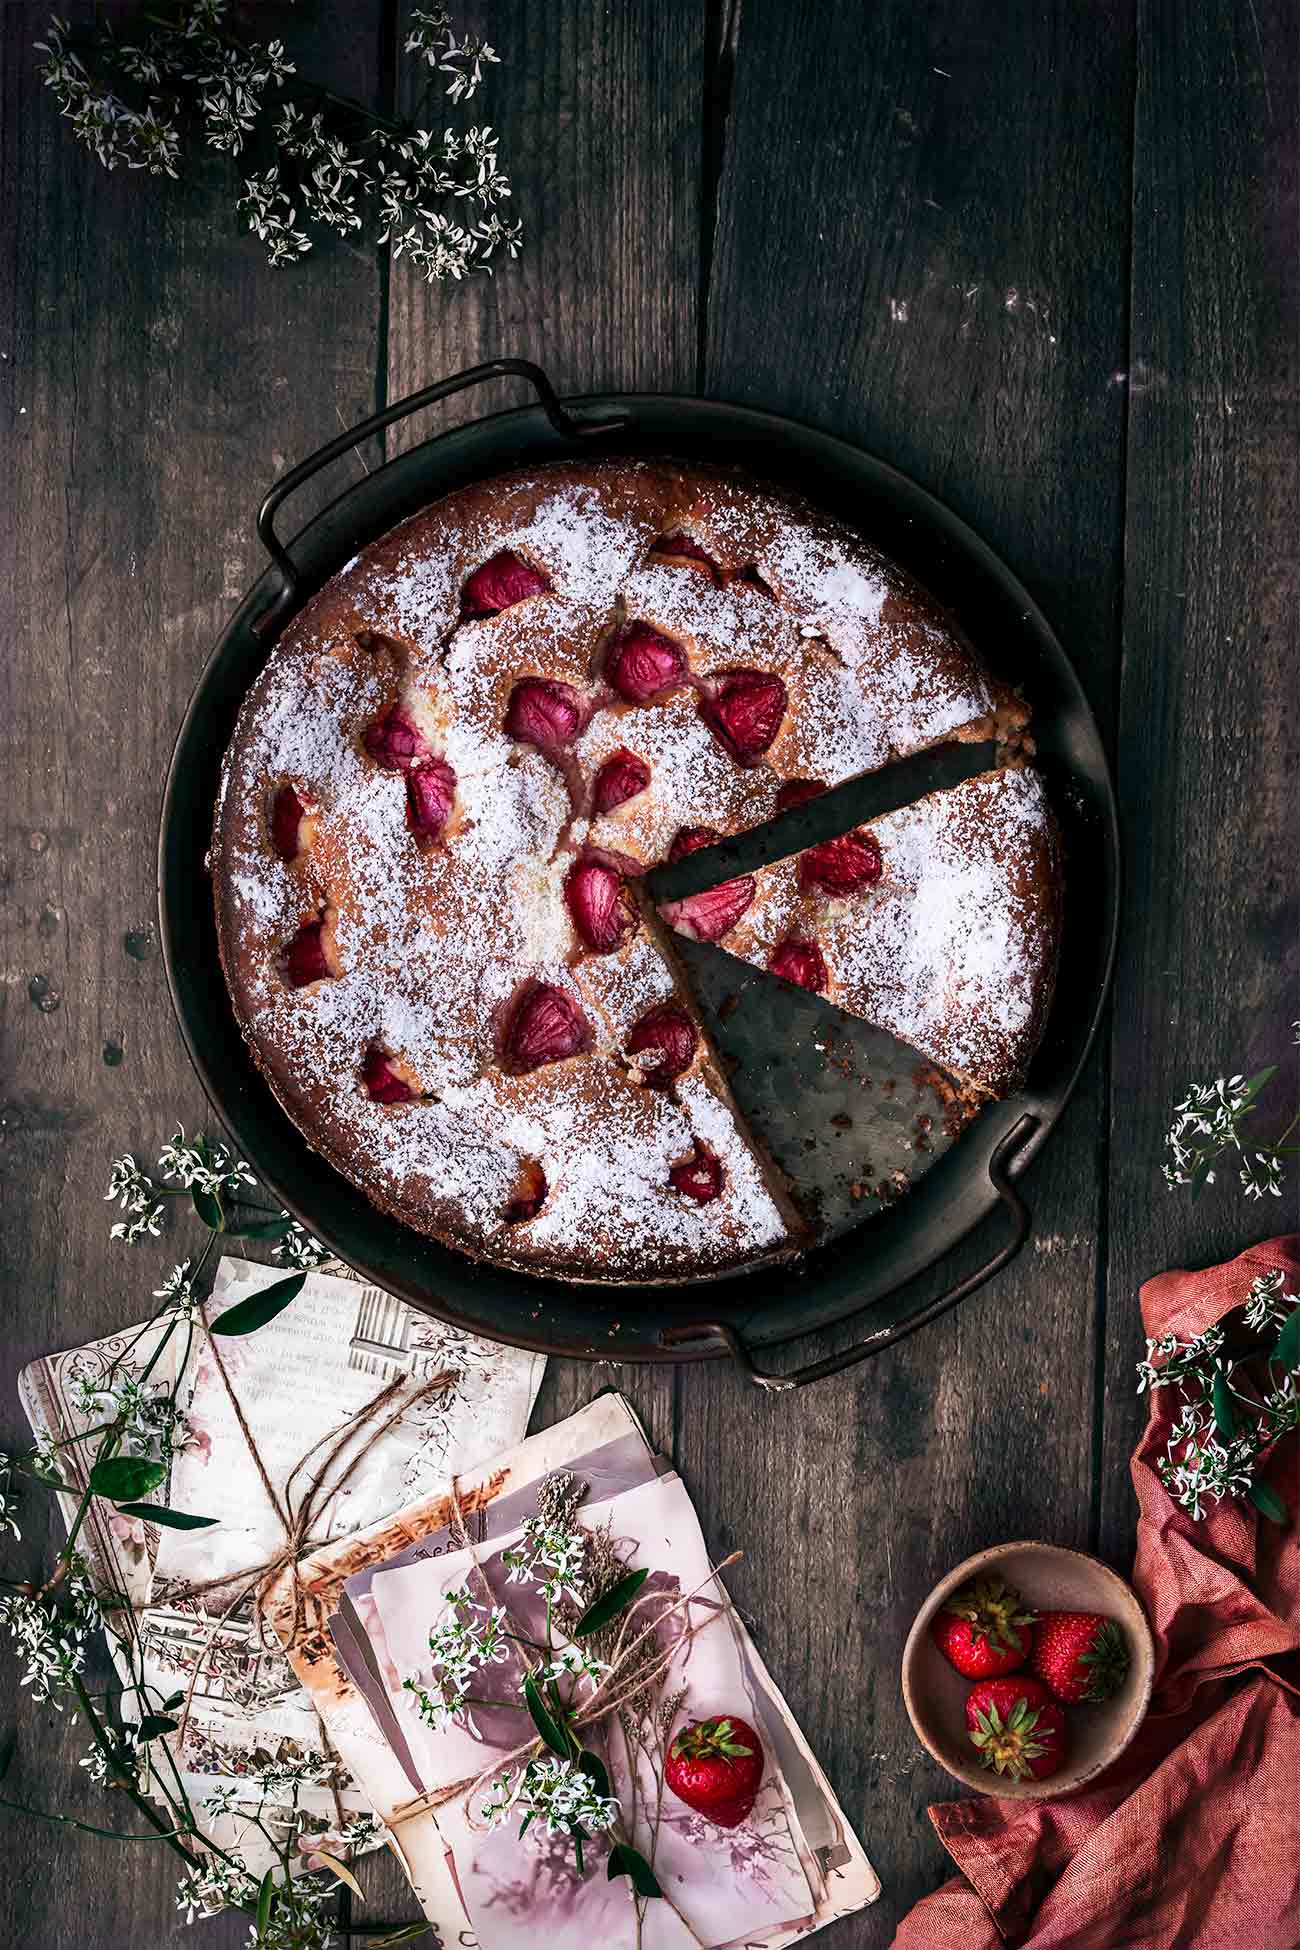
xmin=659 ymin=766 xmax=1063 ymax=1105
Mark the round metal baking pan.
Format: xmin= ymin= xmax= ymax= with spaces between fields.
xmin=159 ymin=361 xmax=1118 ymax=1384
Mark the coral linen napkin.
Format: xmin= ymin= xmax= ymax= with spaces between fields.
xmin=893 ymin=1235 xmax=1300 ymax=1950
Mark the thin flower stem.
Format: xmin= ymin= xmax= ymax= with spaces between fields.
xmin=0 ymin=1793 xmax=190 ymax=1843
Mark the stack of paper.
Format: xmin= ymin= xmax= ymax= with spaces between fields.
xmin=19 ymin=1255 xmax=545 ymax=1878
xmin=267 ymin=1392 xmax=880 ymax=1945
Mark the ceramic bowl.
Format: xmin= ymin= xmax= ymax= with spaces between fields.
xmin=901 ymin=1540 xmax=1156 ymax=1798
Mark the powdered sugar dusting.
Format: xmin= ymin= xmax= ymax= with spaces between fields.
xmin=213 ymin=458 xmax=1028 ymax=1274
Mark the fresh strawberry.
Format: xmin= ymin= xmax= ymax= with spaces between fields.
xmin=701 ymin=669 xmax=787 ymax=765
xmin=930 ymin=1578 xmax=1037 ymax=1679
xmin=665 ymin=1716 xmax=763 ymax=1828
xmin=605 ymin=622 xmax=689 ymax=703
xmin=591 ymin=748 xmax=651 ymax=815
xmin=1031 ymin=1611 xmax=1129 ymax=1705
xmin=669 ymin=1140 xmax=724 ymax=1204
xmin=626 ymin=1004 xmax=698 ymax=1085
xmin=965 ymin=1676 xmax=1068 ymax=1783
xmin=462 ymin=549 xmax=550 ymax=617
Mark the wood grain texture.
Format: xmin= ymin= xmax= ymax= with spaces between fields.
xmin=1098 ymin=0 xmax=1300 ymax=1552
xmin=0 ymin=5 xmax=384 ymax=1944
xmin=687 ymin=1 xmax=1134 ymax=1935
xmin=1 ymin=0 xmax=1298 ymax=1946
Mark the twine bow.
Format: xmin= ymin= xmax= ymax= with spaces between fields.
xmin=151 ymin=1315 xmax=458 ymax=1823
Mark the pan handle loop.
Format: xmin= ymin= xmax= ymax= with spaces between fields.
xmin=251 ymin=359 xmax=627 ymax=640
xmin=661 ymin=1112 xmax=1040 ymax=1391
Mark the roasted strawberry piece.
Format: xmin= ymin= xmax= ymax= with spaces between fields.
xmin=665 ymin=1717 xmax=763 ymax=1828
xmin=565 ymin=858 xmax=638 ymax=954
xmin=405 ymin=756 xmax=456 ymax=845
xmin=668 ymin=824 xmax=723 ymax=863
xmin=361 ymin=1044 xmax=414 ymax=1104
xmin=736 ymin=563 xmax=775 ymax=596
xmin=503 ymin=677 xmax=586 ymax=753
xmin=461 ymin=549 xmax=551 ymax=618
xmin=363 ymin=706 xmax=428 ymax=772
xmin=282 ymin=918 xmax=336 ymax=988
xmin=502 ymin=983 xmax=588 ymax=1072
xmin=661 ymin=876 xmax=756 ymax=942
xmin=799 ymin=828 xmax=883 ymax=895
xmin=626 ymin=1004 xmax=698 ymax=1085
xmin=769 ymin=937 xmax=828 ymax=993
xmin=591 ymin=749 xmax=651 ymax=816
xmin=269 ymin=784 xmax=310 ymax=862
xmin=775 ymin=777 xmax=828 ymax=813
xmin=965 ymin=1677 xmax=1068 ymax=1783
xmin=503 ymin=1157 xmax=548 ymax=1223
xmin=669 ymin=1139 xmax=725 ymax=1203
xmin=605 ymin=622 xmax=688 ymax=703
xmin=651 ymin=532 xmax=720 ymax=578
xmin=701 ymin=668 xmax=787 ymax=765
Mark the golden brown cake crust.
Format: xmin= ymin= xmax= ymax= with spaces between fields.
xmin=210 ymin=457 xmax=1048 ymax=1280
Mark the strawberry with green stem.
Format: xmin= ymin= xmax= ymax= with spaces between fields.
xmin=1031 ymin=1611 xmax=1129 ymax=1704
xmin=965 ymin=1676 xmax=1068 ymax=1782
xmin=931 ymin=1577 xmax=1037 ymax=1679
xmin=665 ymin=1716 xmax=764 ymax=1828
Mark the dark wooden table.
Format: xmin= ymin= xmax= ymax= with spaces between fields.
xmin=3 ymin=3 xmax=1297 ymax=1944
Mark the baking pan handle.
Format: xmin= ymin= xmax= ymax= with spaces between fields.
xmin=251 ymin=359 xmax=627 ymax=638
xmin=662 ymin=1113 xmax=1039 ymax=1391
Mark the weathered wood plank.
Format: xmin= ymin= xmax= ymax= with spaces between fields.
xmin=0 ymin=4 xmax=385 ymax=1942
xmin=687 ymin=2 xmax=1134 ymax=1936
xmin=1099 ymin=1 xmax=1300 ymax=1551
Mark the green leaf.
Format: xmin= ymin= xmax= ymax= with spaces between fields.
xmin=314 ymin=1851 xmax=365 ymax=1899
xmin=26 ymin=1459 xmax=70 ymax=1491
xmin=1272 ymin=1304 xmax=1300 ymax=1374
xmin=573 ymin=1567 xmax=649 ymax=1639
xmin=363 ymin=1928 xmax=432 ymax=1948
xmin=1211 ymin=1370 xmax=1237 ymax=1439
xmin=607 ymin=1842 xmax=663 ymax=1899
xmin=228 ymin=1215 xmax=293 ymax=1241
xmin=210 ymin=1272 xmax=306 ymax=1337
xmin=115 ymin=1502 xmax=218 ymax=1530
xmin=135 ymin=1714 xmax=179 ymax=1743
xmin=1188 ymin=1155 xmax=1214 ymax=1203
xmin=576 ymin=1748 xmax=611 ymax=1799
xmin=1241 ymin=1066 xmax=1279 ymax=1101
xmin=256 ymin=1868 xmax=276 ymax=1936
xmin=88 ymin=1456 xmax=166 ymax=1502
xmin=192 ymin=1185 xmax=224 ymax=1231
xmin=523 ymin=1672 xmax=571 ymax=1759
xmin=160 ymin=1691 xmax=185 ymax=1712
xmin=1248 ymin=1478 xmax=1289 ymax=1525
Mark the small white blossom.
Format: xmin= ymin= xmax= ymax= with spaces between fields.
xmin=481 ymin=1754 xmax=620 ymax=1840
xmin=0 ymin=1557 xmax=101 ymax=1705
xmin=273 ymin=1215 xmax=330 ymax=1269
xmin=539 ymin=1644 xmax=611 ymax=1693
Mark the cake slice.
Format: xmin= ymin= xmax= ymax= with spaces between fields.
xmin=660 ymin=767 xmax=1062 ymax=1100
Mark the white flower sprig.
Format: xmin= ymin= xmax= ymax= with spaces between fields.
xmin=1163 ymin=1024 xmax=1300 ymax=1200
xmin=1136 ymin=1269 xmax=1300 ymax=1523
xmin=36 ymin=4 xmax=522 ymax=284
xmin=480 ymin=1753 xmax=621 ymax=1841
xmin=0 ymin=1555 xmax=101 ymax=1705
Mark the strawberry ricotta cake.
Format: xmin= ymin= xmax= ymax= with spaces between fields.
xmin=210 ymin=458 xmax=1058 ymax=1282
